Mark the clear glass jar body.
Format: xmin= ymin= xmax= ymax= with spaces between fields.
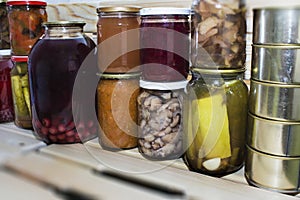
xmin=7 ymin=0 xmax=47 ymax=55
xmin=140 ymin=8 xmax=191 ymax=82
xmin=10 ymin=56 xmax=32 ymax=129
xmin=137 ymin=81 xmax=187 ymax=160
xmin=28 ymin=22 xmax=96 ymax=144
xmin=97 ymin=73 xmax=140 ymax=150
xmin=191 ymin=0 xmax=246 ymax=69
xmin=97 ymin=7 xmax=140 ymax=73
xmin=0 ymin=51 xmax=14 ymax=122
xmin=184 ymin=69 xmax=248 ymax=176
xmin=0 ymin=1 xmax=10 ymax=49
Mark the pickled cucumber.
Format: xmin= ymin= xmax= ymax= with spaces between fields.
xmin=11 ymin=75 xmax=29 ymax=116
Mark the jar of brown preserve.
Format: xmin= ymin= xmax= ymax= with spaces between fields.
xmin=97 ymin=6 xmax=140 ymax=73
xmin=97 ymin=73 xmax=140 ymax=150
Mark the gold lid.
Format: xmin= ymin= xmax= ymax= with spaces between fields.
xmin=191 ymin=67 xmax=246 ymax=75
xmin=43 ymin=21 xmax=86 ymax=27
xmin=96 ymin=6 xmax=141 ymax=13
xmin=97 ymin=72 xmax=141 ymax=80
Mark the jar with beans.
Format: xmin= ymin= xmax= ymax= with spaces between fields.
xmin=191 ymin=0 xmax=246 ymax=69
xmin=137 ymin=80 xmax=188 ymax=160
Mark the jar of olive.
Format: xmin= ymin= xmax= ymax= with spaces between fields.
xmin=184 ymin=68 xmax=248 ymax=177
xmin=10 ymin=55 xmax=32 ymax=129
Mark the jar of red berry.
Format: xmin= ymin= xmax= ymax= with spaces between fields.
xmin=28 ymin=21 xmax=97 ymax=144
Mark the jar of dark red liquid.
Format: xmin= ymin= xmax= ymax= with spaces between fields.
xmin=97 ymin=6 xmax=140 ymax=73
xmin=7 ymin=0 xmax=47 ymax=55
xmin=28 ymin=21 xmax=97 ymax=144
xmin=140 ymin=7 xmax=191 ymax=82
xmin=0 ymin=49 xmax=14 ymax=122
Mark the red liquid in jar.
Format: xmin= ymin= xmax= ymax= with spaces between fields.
xmin=0 ymin=59 xmax=14 ymax=122
xmin=141 ymin=15 xmax=190 ymax=82
xmin=29 ymin=38 xmax=96 ymax=144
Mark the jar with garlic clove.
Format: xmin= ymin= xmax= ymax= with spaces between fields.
xmin=191 ymin=0 xmax=246 ymax=69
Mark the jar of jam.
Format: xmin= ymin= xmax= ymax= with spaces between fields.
xmin=7 ymin=0 xmax=47 ymax=55
xmin=97 ymin=73 xmax=140 ymax=150
xmin=28 ymin=21 xmax=96 ymax=144
xmin=97 ymin=6 xmax=140 ymax=73
xmin=137 ymin=80 xmax=187 ymax=160
xmin=0 ymin=0 xmax=10 ymax=49
xmin=140 ymin=7 xmax=191 ymax=82
xmin=10 ymin=55 xmax=32 ymax=129
xmin=184 ymin=68 xmax=248 ymax=177
xmin=191 ymin=0 xmax=246 ymax=69
xmin=0 ymin=49 xmax=14 ymax=122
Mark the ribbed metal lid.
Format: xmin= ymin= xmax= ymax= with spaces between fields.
xmin=140 ymin=7 xmax=190 ymax=16
xmin=140 ymin=80 xmax=188 ymax=90
xmin=11 ymin=55 xmax=28 ymax=62
xmin=43 ymin=21 xmax=86 ymax=27
xmin=191 ymin=67 xmax=246 ymax=75
xmin=97 ymin=72 xmax=141 ymax=80
xmin=7 ymin=0 xmax=47 ymax=6
xmin=96 ymin=6 xmax=141 ymax=13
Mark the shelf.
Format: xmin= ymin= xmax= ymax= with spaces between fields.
xmin=0 ymin=122 xmax=299 ymax=199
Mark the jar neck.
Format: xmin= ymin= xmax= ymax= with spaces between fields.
xmin=44 ymin=26 xmax=84 ymax=39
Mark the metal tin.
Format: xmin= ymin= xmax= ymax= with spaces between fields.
xmin=248 ymin=113 xmax=300 ymax=157
xmin=251 ymin=45 xmax=300 ymax=84
xmin=253 ymin=8 xmax=300 ymax=44
xmin=249 ymin=79 xmax=300 ymax=121
xmin=245 ymin=145 xmax=300 ymax=194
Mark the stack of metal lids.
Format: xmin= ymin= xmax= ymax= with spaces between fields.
xmin=245 ymin=7 xmax=300 ymax=195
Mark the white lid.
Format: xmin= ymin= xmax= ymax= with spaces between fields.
xmin=140 ymin=7 xmax=190 ymax=16
xmin=140 ymin=80 xmax=188 ymax=90
xmin=0 ymin=49 xmax=11 ymax=57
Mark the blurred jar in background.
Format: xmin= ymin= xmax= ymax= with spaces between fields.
xmin=0 ymin=0 xmax=10 ymax=49
xmin=0 ymin=49 xmax=14 ymax=122
xmin=7 ymin=0 xmax=47 ymax=55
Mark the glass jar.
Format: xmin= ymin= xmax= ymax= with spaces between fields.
xmin=7 ymin=0 xmax=47 ymax=55
xmin=191 ymin=0 xmax=246 ymax=69
xmin=97 ymin=6 xmax=140 ymax=73
xmin=140 ymin=7 xmax=191 ymax=82
xmin=28 ymin=21 xmax=96 ymax=144
xmin=0 ymin=0 xmax=10 ymax=49
xmin=97 ymin=73 xmax=140 ymax=150
xmin=0 ymin=49 xmax=14 ymax=122
xmin=10 ymin=55 xmax=32 ymax=129
xmin=137 ymin=80 xmax=187 ymax=160
xmin=184 ymin=68 xmax=248 ymax=177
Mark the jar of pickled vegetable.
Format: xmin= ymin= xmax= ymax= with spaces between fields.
xmin=97 ymin=6 xmax=140 ymax=73
xmin=0 ymin=0 xmax=10 ymax=49
xmin=140 ymin=7 xmax=191 ymax=82
xmin=7 ymin=0 xmax=47 ymax=55
xmin=0 ymin=49 xmax=14 ymax=122
xmin=10 ymin=55 xmax=32 ymax=129
xmin=184 ymin=68 xmax=248 ymax=177
xmin=191 ymin=0 xmax=246 ymax=69
xmin=97 ymin=73 xmax=140 ymax=150
xmin=137 ymin=80 xmax=188 ymax=160
xmin=28 ymin=21 xmax=96 ymax=144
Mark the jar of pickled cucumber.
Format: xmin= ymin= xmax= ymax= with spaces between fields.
xmin=191 ymin=0 xmax=246 ymax=69
xmin=7 ymin=0 xmax=47 ymax=55
xmin=184 ymin=68 xmax=248 ymax=177
xmin=10 ymin=55 xmax=32 ymax=129
xmin=137 ymin=80 xmax=188 ymax=160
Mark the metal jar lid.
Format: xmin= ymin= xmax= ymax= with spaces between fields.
xmin=11 ymin=55 xmax=28 ymax=62
xmin=0 ymin=49 xmax=11 ymax=59
xmin=43 ymin=21 xmax=86 ymax=27
xmin=97 ymin=72 xmax=141 ymax=80
xmin=140 ymin=80 xmax=188 ymax=90
xmin=6 ymin=0 xmax=47 ymax=6
xmin=191 ymin=67 xmax=246 ymax=76
xmin=96 ymin=6 xmax=141 ymax=14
